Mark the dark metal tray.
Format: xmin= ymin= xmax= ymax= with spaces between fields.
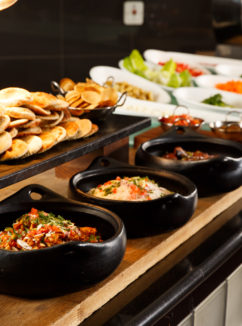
xmin=0 ymin=115 xmax=150 ymax=189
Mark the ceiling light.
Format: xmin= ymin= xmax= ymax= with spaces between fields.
xmin=0 ymin=0 xmax=17 ymax=11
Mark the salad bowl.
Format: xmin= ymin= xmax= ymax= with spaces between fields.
xmin=173 ymin=87 xmax=242 ymax=122
xmin=119 ymin=49 xmax=194 ymax=91
xmin=143 ymin=49 xmax=242 ymax=70
xmin=0 ymin=185 xmax=126 ymax=297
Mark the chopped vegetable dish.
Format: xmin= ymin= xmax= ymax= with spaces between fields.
xmin=0 ymin=208 xmax=102 ymax=251
xmin=159 ymin=61 xmax=204 ymax=77
xmin=123 ymin=49 xmax=192 ymax=88
xmin=215 ymin=80 xmax=242 ymax=94
xmin=162 ymin=146 xmax=216 ymax=161
xmin=88 ymin=176 xmax=172 ymax=201
xmin=159 ymin=114 xmax=202 ymax=127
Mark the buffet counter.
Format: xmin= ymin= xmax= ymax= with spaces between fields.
xmin=0 ymin=120 xmax=241 ymax=326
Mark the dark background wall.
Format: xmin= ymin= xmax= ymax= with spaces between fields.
xmin=0 ymin=0 xmax=215 ymax=92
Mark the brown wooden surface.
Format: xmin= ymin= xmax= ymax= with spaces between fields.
xmin=0 ymin=150 xmax=241 ymax=326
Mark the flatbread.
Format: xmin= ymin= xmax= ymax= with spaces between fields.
xmin=31 ymin=92 xmax=57 ymax=109
xmin=83 ymin=123 xmax=99 ymax=138
xmin=44 ymin=99 xmax=69 ymax=111
xmin=21 ymin=118 xmax=41 ymax=129
xmin=62 ymin=108 xmax=72 ymax=122
xmin=70 ymin=118 xmax=92 ymax=139
xmin=25 ymin=104 xmax=51 ymax=116
xmin=4 ymin=107 xmax=36 ymax=120
xmin=39 ymin=126 xmax=66 ymax=152
xmin=0 ymin=114 xmax=10 ymax=133
xmin=7 ymin=127 xmax=18 ymax=138
xmin=21 ymin=135 xmax=43 ymax=157
xmin=17 ymin=126 xmax=42 ymax=137
xmin=45 ymin=111 xmax=64 ymax=127
xmin=68 ymin=107 xmax=84 ymax=116
xmin=60 ymin=77 xmax=75 ymax=92
xmin=0 ymin=131 xmax=12 ymax=154
xmin=0 ymin=138 xmax=28 ymax=161
xmin=9 ymin=118 xmax=29 ymax=128
xmin=60 ymin=120 xmax=80 ymax=140
xmin=0 ymin=87 xmax=33 ymax=107
xmin=37 ymin=111 xmax=60 ymax=121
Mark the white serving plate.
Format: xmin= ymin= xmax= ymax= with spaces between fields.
xmin=114 ymin=95 xmax=177 ymax=118
xmin=214 ymin=63 xmax=242 ymax=78
xmin=195 ymin=74 xmax=242 ymax=90
xmin=143 ymin=49 xmax=211 ymax=75
xmin=118 ymin=59 xmax=175 ymax=92
xmin=173 ymin=87 xmax=242 ymax=122
xmin=89 ymin=65 xmax=171 ymax=104
xmin=144 ymin=49 xmax=242 ymax=69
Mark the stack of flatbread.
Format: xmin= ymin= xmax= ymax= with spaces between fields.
xmin=0 ymin=87 xmax=98 ymax=161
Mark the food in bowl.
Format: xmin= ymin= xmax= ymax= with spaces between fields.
xmin=202 ymin=93 xmax=233 ymax=107
xmin=215 ymin=80 xmax=242 ymax=94
xmin=104 ymin=79 xmax=154 ymax=101
xmin=0 ymin=207 xmax=102 ymax=251
xmin=87 ymin=176 xmax=172 ymax=201
xmin=158 ymin=61 xmax=204 ymax=77
xmin=162 ymin=146 xmax=217 ymax=161
xmin=159 ymin=114 xmax=203 ymax=128
xmin=59 ymin=77 xmax=118 ymax=112
xmin=122 ymin=49 xmax=192 ymax=88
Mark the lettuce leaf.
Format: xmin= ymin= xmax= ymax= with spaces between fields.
xmin=179 ymin=70 xmax=192 ymax=86
xmin=161 ymin=59 xmax=176 ymax=74
xmin=123 ymin=56 xmax=134 ymax=73
xmin=129 ymin=49 xmax=147 ymax=73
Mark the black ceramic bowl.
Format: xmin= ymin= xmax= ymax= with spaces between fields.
xmin=69 ymin=156 xmax=197 ymax=238
xmin=0 ymin=184 xmax=126 ymax=297
xmin=135 ymin=127 xmax=242 ymax=196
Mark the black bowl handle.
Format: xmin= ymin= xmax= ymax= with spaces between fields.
xmin=0 ymin=184 xmax=70 ymax=206
xmin=157 ymin=125 xmax=208 ymax=139
xmin=85 ymin=156 xmax=132 ymax=172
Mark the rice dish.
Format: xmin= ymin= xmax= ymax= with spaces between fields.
xmin=88 ymin=176 xmax=172 ymax=201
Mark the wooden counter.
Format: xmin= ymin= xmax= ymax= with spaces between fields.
xmin=0 ymin=151 xmax=241 ymax=326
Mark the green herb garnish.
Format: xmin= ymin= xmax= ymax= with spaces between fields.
xmin=202 ymin=94 xmax=232 ymax=107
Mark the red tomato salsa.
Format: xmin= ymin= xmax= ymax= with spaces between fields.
xmin=0 ymin=208 xmax=102 ymax=251
xmin=158 ymin=61 xmax=204 ymax=77
xmin=159 ymin=114 xmax=202 ymax=127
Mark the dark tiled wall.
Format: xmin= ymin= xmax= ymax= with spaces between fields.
xmin=0 ymin=0 xmax=215 ymax=91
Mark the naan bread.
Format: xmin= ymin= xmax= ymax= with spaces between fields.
xmin=4 ymin=107 xmax=36 ymax=120
xmin=0 ymin=131 xmax=12 ymax=154
xmin=0 ymin=87 xmax=33 ymax=107
xmin=9 ymin=118 xmax=29 ymax=128
xmin=21 ymin=135 xmax=43 ymax=157
xmin=0 ymin=114 xmax=10 ymax=133
xmin=0 ymin=138 xmax=28 ymax=161
xmin=70 ymin=118 xmax=92 ymax=139
xmin=17 ymin=126 xmax=42 ymax=137
xmin=30 ymin=92 xmax=57 ymax=108
xmin=60 ymin=120 xmax=80 ymax=140
xmin=39 ymin=126 xmax=66 ymax=152
xmin=83 ymin=123 xmax=99 ymax=138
